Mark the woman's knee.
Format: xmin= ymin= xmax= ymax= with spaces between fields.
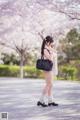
xmin=48 ymin=82 xmax=53 ymax=88
xmin=45 ymin=82 xmax=52 ymax=89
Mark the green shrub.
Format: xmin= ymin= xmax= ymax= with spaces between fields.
xmin=73 ymin=60 xmax=80 ymax=80
xmin=0 ymin=65 xmax=20 ymax=77
xmin=0 ymin=65 xmax=10 ymax=77
xmin=9 ymin=66 xmax=20 ymax=77
xmin=59 ymin=65 xmax=77 ymax=80
xmin=24 ymin=66 xmax=43 ymax=78
xmin=0 ymin=65 xmax=44 ymax=78
xmin=0 ymin=63 xmax=79 ymax=80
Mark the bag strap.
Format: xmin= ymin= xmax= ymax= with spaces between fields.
xmin=41 ymin=48 xmax=50 ymax=59
xmin=44 ymin=48 xmax=51 ymax=54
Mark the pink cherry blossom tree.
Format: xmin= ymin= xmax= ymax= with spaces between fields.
xmin=0 ymin=0 xmax=79 ymax=78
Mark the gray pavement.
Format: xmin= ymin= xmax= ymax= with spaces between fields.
xmin=0 ymin=78 xmax=80 ymax=120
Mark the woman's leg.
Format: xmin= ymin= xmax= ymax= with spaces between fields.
xmin=39 ymin=71 xmax=53 ymax=103
xmin=39 ymin=71 xmax=49 ymax=103
xmin=47 ymin=71 xmax=53 ymax=103
xmin=39 ymin=71 xmax=58 ymax=106
xmin=47 ymin=71 xmax=58 ymax=106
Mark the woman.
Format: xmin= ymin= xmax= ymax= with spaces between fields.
xmin=37 ymin=36 xmax=58 ymax=107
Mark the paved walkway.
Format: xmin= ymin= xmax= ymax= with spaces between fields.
xmin=0 ymin=78 xmax=80 ymax=120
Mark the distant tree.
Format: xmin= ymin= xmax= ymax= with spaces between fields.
xmin=0 ymin=39 xmax=34 ymax=78
xmin=66 ymin=28 xmax=79 ymax=44
xmin=1 ymin=53 xmax=19 ymax=65
xmin=60 ymin=28 xmax=80 ymax=62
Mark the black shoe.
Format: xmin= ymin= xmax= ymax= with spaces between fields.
xmin=48 ymin=102 xmax=58 ymax=106
xmin=37 ymin=101 xmax=48 ymax=107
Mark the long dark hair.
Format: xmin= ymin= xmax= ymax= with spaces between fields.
xmin=41 ymin=36 xmax=54 ymax=56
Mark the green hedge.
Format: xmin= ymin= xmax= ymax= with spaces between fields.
xmin=0 ymin=65 xmax=20 ymax=77
xmin=0 ymin=65 xmax=43 ymax=78
xmin=0 ymin=64 xmax=79 ymax=80
xmin=24 ymin=66 xmax=43 ymax=78
xmin=58 ymin=65 xmax=78 ymax=80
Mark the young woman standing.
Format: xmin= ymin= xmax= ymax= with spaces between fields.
xmin=37 ymin=36 xmax=58 ymax=107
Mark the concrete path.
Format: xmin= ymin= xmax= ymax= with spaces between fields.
xmin=0 ymin=78 xmax=80 ymax=120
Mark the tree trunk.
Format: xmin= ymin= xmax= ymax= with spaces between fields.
xmin=20 ymin=55 xmax=24 ymax=79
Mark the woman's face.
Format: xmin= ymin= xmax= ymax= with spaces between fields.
xmin=46 ymin=42 xmax=54 ymax=49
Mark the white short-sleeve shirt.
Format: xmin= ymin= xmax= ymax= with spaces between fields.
xmin=43 ymin=46 xmax=58 ymax=76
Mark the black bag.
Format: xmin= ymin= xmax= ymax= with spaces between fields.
xmin=36 ymin=58 xmax=53 ymax=71
xmin=36 ymin=48 xmax=53 ymax=71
